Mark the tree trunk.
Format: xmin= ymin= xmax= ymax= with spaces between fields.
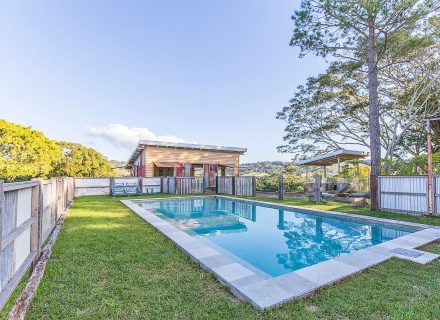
xmin=367 ymin=21 xmax=381 ymax=211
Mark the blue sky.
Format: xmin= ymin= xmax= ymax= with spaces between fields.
xmin=0 ymin=1 xmax=327 ymax=163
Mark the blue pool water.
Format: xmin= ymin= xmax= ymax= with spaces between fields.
xmin=139 ymin=197 xmax=414 ymax=277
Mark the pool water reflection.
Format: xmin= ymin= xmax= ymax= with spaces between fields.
xmin=139 ymin=197 xmax=412 ymax=277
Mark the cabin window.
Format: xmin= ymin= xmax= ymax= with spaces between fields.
xmin=158 ymin=167 xmax=174 ymax=177
xmin=225 ymin=167 xmax=234 ymax=176
xmin=192 ymin=164 xmax=204 ymax=177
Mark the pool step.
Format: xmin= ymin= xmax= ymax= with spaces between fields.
xmin=389 ymin=247 xmax=439 ymax=264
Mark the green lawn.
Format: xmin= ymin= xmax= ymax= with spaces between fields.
xmin=13 ymin=195 xmax=440 ymax=319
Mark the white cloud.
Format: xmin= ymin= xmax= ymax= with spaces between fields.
xmin=87 ymin=124 xmax=191 ymax=150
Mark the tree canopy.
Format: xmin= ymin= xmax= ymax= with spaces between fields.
xmin=0 ymin=119 xmax=116 ymax=181
xmin=288 ymin=0 xmax=439 ymax=209
xmin=0 ymin=119 xmax=61 ymax=181
xmin=50 ymin=142 xmax=115 ymax=178
xmin=281 ymin=2 xmax=440 ymax=163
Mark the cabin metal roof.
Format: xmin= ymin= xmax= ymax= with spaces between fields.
xmin=297 ymin=149 xmax=369 ymax=166
xmin=126 ymin=140 xmax=247 ymax=167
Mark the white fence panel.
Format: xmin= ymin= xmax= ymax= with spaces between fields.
xmin=434 ymin=175 xmax=440 ymax=215
xmin=142 ymin=177 xmax=161 ymax=193
xmin=41 ymin=180 xmax=57 ymax=241
xmin=113 ymin=177 xmax=139 ymax=185
xmin=379 ymin=176 xmax=428 ymax=214
xmin=75 ymin=178 xmax=110 ymax=196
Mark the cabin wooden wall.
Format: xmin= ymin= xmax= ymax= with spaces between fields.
xmin=143 ymin=147 xmax=240 ymax=177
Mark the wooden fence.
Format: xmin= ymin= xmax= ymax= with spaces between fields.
xmin=217 ymin=176 xmax=256 ymax=197
xmin=378 ymin=176 xmax=429 ymax=214
xmin=0 ymin=177 xmax=74 ymax=310
xmin=217 ymin=177 xmax=234 ymax=194
xmin=75 ymin=176 xmax=257 ymax=197
xmin=161 ymin=177 xmax=176 ymax=194
xmin=161 ymin=177 xmax=205 ymax=194
xmin=235 ymin=177 xmax=256 ymax=197
xmin=75 ymin=177 xmax=161 ymax=196
xmin=175 ymin=177 xmax=204 ymax=194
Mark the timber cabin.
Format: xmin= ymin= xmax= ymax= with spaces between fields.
xmin=125 ymin=140 xmax=247 ymax=181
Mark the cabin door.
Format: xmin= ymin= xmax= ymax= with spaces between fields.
xmin=204 ymin=164 xmax=218 ymax=188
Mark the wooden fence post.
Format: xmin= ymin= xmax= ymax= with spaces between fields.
xmin=51 ymin=179 xmax=57 ymax=226
xmin=30 ymin=179 xmax=43 ymax=271
xmin=315 ymin=175 xmax=322 ymax=205
xmin=138 ymin=177 xmax=143 ymax=194
xmin=57 ymin=178 xmax=62 ymax=217
xmin=232 ymin=176 xmax=236 ymax=195
xmin=278 ymin=175 xmax=284 ymax=200
xmin=175 ymin=177 xmax=178 ymax=195
xmin=71 ymin=177 xmax=75 ymax=201
xmin=109 ymin=177 xmax=115 ymax=195
xmin=0 ymin=180 xmax=4 ymax=265
xmin=252 ymin=177 xmax=257 ymax=197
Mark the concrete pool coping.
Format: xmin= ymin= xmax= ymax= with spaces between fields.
xmin=121 ymin=196 xmax=440 ymax=310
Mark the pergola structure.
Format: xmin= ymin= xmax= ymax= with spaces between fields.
xmin=426 ymin=114 xmax=440 ymax=213
xmin=297 ymin=149 xmax=369 ymax=178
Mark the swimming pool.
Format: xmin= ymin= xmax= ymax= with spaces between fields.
xmin=124 ymin=196 xmax=439 ymax=309
xmin=138 ymin=197 xmax=414 ymax=277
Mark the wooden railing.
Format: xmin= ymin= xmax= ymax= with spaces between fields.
xmin=0 ymin=177 xmax=74 ymax=310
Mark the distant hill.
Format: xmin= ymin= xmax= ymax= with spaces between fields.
xmin=240 ymin=161 xmax=292 ymax=176
xmin=110 ymin=160 xmax=130 ymax=177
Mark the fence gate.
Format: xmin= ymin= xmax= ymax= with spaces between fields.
xmin=378 ymin=176 xmax=429 ymax=214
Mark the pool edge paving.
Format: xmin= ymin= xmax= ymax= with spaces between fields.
xmin=121 ymin=196 xmax=440 ymax=310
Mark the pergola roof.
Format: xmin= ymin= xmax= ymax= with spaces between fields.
xmin=427 ymin=114 xmax=440 ymax=136
xmin=297 ymin=149 xmax=369 ymax=166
